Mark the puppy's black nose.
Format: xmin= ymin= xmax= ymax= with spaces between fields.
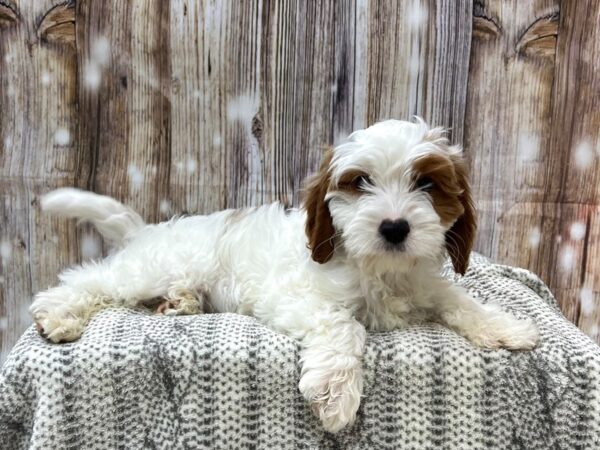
xmin=379 ymin=219 xmax=411 ymax=244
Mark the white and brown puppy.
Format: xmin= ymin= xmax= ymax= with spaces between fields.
xmin=31 ymin=118 xmax=539 ymax=433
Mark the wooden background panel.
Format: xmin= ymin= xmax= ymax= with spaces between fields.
xmin=0 ymin=0 xmax=80 ymax=361
xmin=1 ymin=0 xmax=600 ymax=362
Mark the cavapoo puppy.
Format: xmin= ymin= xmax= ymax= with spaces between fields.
xmin=31 ymin=118 xmax=539 ymax=433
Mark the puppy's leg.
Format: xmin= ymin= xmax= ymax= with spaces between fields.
xmin=435 ymin=284 xmax=540 ymax=350
xmin=297 ymin=313 xmax=367 ymax=433
xmin=31 ymin=261 xmax=171 ymax=342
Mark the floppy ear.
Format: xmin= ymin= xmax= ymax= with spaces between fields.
xmin=446 ymin=155 xmax=477 ymax=275
xmin=304 ymin=150 xmax=336 ymax=263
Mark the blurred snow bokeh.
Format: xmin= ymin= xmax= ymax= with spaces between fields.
xmin=528 ymin=227 xmax=541 ymax=249
xmin=574 ymin=140 xmax=594 ymax=169
xmin=187 ymin=158 xmax=197 ymax=174
xmin=407 ymin=0 xmax=427 ymax=27
xmin=41 ymin=71 xmax=51 ymax=85
xmin=54 ymin=128 xmax=70 ymax=146
xmin=227 ymin=94 xmax=259 ymax=132
xmin=80 ymin=233 xmax=101 ymax=260
xmin=518 ymin=133 xmax=539 ymax=162
xmin=84 ymin=36 xmax=111 ymax=90
xmin=559 ymin=245 xmax=575 ymax=271
xmin=580 ymin=287 xmax=595 ymax=316
xmin=0 ymin=239 xmax=11 ymax=265
xmin=159 ymin=199 xmax=171 ymax=215
xmin=570 ymin=222 xmax=587 ymax=241
xmin=213 ymin=134 xmax=222 ymax=146
xmin=127 ymin=164 xmax=144 ymax=190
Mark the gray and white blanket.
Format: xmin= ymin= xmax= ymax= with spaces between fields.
xmin=1 ymin=255 xmax=600 ymax=449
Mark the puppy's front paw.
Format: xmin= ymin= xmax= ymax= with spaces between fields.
xmin=470 ymin=313 xmax=540 ymax=350
xmin=299 ymin=368 xmax=363 ymax=433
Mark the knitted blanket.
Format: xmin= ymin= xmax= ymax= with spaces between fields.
xmin=1 ymin=255 xmax=600 ymax=449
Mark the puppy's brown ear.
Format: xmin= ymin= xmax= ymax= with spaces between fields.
xmin=304 ymin=150 xmax=336 ymax=263
xmin=446 ymin=155 xmax=477 ymax=275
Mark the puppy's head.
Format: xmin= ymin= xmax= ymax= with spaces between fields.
xmin=304 ymin=118 xmax=476 ymax=275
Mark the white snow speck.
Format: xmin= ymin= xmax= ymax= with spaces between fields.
xmin=0 ymin=317 xmax=6 ymax=331
xmin=4 ymin=136 xmax=12 ymax=150
xmin=1 ymin=240 xmax=12 ymax=264
xmin=559 ymin=245 xmax=575 ymax=271
xmin=159 ymin=200 xmax=171 ymax=215
xmin=330 ymin=84 xmax=338 ymax=95
xmin=80 ymin=233 xmax=101 ymax=260
xmin=213 ymin=134 xmax=222 ymax=146
xmin=528 ymin=227 xmax=541 ymax=248
xmin=4 ymin=53 xmax=13 ymax=63
xmin=226 ymin=94 xmax=259 ymax=129
xmin=92 ymin=36 xmax=111 ymax=66
xmin=187 ymin=158 xmax=197 ymax=173
xmin=41 ymin=71 xmax=51 ymax=85
xmin=54 ymin=128 xmax=70 ymax=146
xmin=193 ymin=90 xmax=202 ymax=99
xmin=151 ymin=166 xmax=157 ymax=175
xmin=127 ymin=164 xmax=144 ymax=190
xmin=408 ymin=1 xmax=427 ymax=26
xmin=574 ymin=140 xmax=594 ymax=169
xmin=84 ymin=62 xmax=102 ymax=90
xmin=174 ymin=160 xmax=184 ymax=172
xmin=570 ymin=222 xmax=587 ymax=241
xmin=580 ymin=287 xmax=595 ymax=316
xmin=556 ymin=235 xmax=563 ymax=244
xmin=518 ymin=133 xmax=539 ymax=162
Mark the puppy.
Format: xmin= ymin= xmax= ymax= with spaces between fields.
xmin=30 ymin=118 xmax=539 ymax=433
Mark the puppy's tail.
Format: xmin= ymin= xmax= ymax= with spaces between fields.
xmin=41 ymin=188 xmax=145 ymax=247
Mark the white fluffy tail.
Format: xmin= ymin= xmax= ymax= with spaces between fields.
xmin=41 ymin=188 xmax=145 ymax=247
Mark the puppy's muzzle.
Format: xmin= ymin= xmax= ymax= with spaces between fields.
xmin=379 ymin=219 xmax=410 ymax=245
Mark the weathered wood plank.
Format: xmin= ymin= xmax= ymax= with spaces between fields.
xmin=0 ymin=0 xmax=79 ymax=361
xmin=541 ymin=0 xmax=600 ymax=333
xmin=464 ymin=0 xmax=560 ymax=292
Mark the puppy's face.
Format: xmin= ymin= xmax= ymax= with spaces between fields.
xmin=304 ymin=119 xmax=476 ymax=275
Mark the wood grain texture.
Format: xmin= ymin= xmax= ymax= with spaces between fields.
xmin=1 ymin=0 xmax=600 ymax=360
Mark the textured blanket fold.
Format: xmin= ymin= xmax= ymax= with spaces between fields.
xmin=1 ymin=255 xmax=600 ymax=449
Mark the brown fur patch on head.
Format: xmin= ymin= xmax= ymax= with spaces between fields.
xmin=337 ymin=170 xmax=371 ymax=195
xmin=412 ymin=152 xmax=476 ymax=275
xmin=304 ymin=150 xmax=336 ymax=263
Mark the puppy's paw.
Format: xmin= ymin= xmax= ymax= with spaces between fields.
xmin=299 ymin=368 xmax=362 ymax=433
xmin=155 ymin=288 xmax=204 ymax=316
xmin=30 ymin=287 xmax=106 ymax=343
xmin=470 ymin=313 xmax=540 ymax=350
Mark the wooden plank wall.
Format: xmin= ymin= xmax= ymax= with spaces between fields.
xmin=0 ymin=0 xmax=599 ymax=360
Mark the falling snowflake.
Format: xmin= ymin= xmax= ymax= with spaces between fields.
xmin=41 ymin=71 xmax=51 ymax=85
xmin=80 ymin=233 xmax=101 ymax=260
xmin=1 ymin=239 xmax=12 ymax=264
xmin=54 ymin=128 xmax=70 ymax=146
xmin=159 ymin=199 xmax=171 ymax=215
xmin=84 ymin=62 xmax=102 ymax=90
xmin=574 ymin=140 xmax=594 ymax=169
xmin=556 ymin=235 xmax=563 ymax=244
xmin=226 ymin=94 xmax=259 ymax=131
xmin=4 ymin=136 xmax=11 ymax=150
xmin=559 ymin=245 xmax=575 ymax=271
xmin=92 ymin=36 xmax=111 ymax=66
xmin=213 ymin=134 xmax=222 ymax=146
xmin=127 ymin=164 xmax=144 ymax=190
xmin=193 ymin=90 xmax=202 ymax=99
xmin=518 ymin=133 xmax=539 ymax=162
xmin=527 ymin=227 xmax=541 ymax=248
xmin=407 ymin=0 xmax=427 ymax=26
xmin=570 ymin=222 xmax=586 ymax=241
xmin=187 ymin=158 xmax=197 ymax=173
xmin=330 ymin=83 xmax=338 ymax=95
xmin=4 ymin=52 xmax=14 ymax=63
xmin=580 ymin=287 xmax=595 ymax=316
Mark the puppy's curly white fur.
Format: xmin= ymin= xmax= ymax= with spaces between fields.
xmin=31 ymin=118 xmax=539 ymax=433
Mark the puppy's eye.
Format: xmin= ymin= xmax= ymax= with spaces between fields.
xmin=415 ymin=176 xmax=435 ymax=191
xmin=352 ymin=175 xmax=373 ymax=190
